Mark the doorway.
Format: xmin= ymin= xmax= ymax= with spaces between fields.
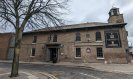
xmin=49 ymin=48 xmax=58 ymax=63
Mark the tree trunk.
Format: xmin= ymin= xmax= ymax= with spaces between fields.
xmin=10 ymin=29 xmax=22 ymax=77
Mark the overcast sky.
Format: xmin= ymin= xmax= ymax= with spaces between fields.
xmin=63 ymin=0 xmax=133 ymax=44
xmin=0 ymin=0 xmax=133 ymax=44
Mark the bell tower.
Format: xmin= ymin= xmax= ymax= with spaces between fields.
xmin=108 ymin=7 xmax=124 ymax=23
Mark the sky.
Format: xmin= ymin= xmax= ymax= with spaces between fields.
xmin=0 ymin=0 xmax=133 ymax=45
xmin=63 ymin=0 xmax=133 ymax=45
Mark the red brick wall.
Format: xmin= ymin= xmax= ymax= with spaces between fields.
xmin=0 ymin=33 xmax=12 ymax=60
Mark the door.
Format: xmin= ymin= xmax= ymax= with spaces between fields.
xmin=49 ymin=48 xmax=58 ymax=63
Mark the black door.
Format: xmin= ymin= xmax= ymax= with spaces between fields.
xmin=49 ymin=48 xmax=58 ymax=63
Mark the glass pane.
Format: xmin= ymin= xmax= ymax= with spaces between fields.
xmin=76 ymin=48 xmax=81 ymax=57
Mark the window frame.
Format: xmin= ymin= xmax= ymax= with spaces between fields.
xmin=30 ymin=48 xmax=36 ymax=57
xmin=96 ymin=32 xmax=102 ymax=41
xmin=48 ymin=34 xmax=58 ymax=42
xmin=32 ymin=36 xmax=37 ymax=44
xmin=48 ymin=34 xmax=52 ymax=42
xmin=75 ymin=32 xmax=81 ymax=41
xmin=53 ymin=34 xmax=57 ymax=42
xmin=96 ymin=47 xmax=104 ymax=59
xmin=75 ymin=48 xmax=81 ymax=58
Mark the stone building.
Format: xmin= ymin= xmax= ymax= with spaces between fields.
xmin=0 ymin=33 xmax=14 ymax=60
xmin=19 ymin=7 xmax=129 ymax=63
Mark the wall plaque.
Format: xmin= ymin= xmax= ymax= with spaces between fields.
xmin=86 ymin=48 xmax=91 ymax=53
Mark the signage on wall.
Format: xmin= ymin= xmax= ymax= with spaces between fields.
xmin=86 ymin=48 xmax=91 ymax=53
xmin=105 ymin=30 xmax=121 ymax=48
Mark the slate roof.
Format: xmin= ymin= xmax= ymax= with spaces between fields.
xmin=25 ymin=22 xmax=127 ymax=33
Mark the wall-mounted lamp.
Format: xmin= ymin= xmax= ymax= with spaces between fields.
xmin=60 ymin=44 xmax=64 ymax=48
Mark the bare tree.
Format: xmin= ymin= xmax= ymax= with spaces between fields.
xmin=0 ymin=0 xmax=68 ymax=77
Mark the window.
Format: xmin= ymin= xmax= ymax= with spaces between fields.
xmin=76 ymin=32 xmax=81 ymax=41
xmin=48 ymin=34 xmax=52 ymax=42
xmin=76 ymin=48 xmax=81 ymax=57
xmin=48 ymin=34 xmax=57 ymax=42
xmin=32 ymin=36 xmax=37 ymax=43
xmin=97 ymin=48 xmax=103 ymax=58
xmin=53 ymin=34 xmax=57 ymax=42
xmin=96 ymin=32 xmax=101 ymax=41
xmin=105 ymin=30 xmax=121 ymax=48
xmin=31 ymin=48 xmax=36 ymax=57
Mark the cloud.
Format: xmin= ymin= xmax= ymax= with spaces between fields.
xmin=118 ymin=0 xmax=133 ymax=7
xmin=67 ymin=0 xmax=114 ymax=23
xmin=66 ymin=0 xmax=97 ymax=23
xmin=1 ymin=0 xmax=133 ymax=42
xmin=120 ymin=1 xmax=133 ymax=37
xmin=66 ymin=0 xmax=133 ymax=42
xmin=0 ymin=27 xmax=5 ymax=33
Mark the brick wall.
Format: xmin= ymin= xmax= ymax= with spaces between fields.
xmin=0 ymin=33 xmax=12 ymax=60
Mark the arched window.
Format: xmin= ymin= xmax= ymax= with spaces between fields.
xmin=96 ymin=32 xmax=101 ymax=41
xmin=76 ymin=32 xmax=81 ymax=41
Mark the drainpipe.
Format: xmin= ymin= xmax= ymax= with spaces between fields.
xmin=125 ymin=49 xmax=129 ymax=64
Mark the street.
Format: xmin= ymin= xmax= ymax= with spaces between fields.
xmin=0 ymin=63 xmax=133 ymax=79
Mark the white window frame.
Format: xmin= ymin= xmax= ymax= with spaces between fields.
xmin=96 ymin=47 xmax=104 ymax=59
xmin=30 ymin=48 xmax=36 ymax=57
xmin=75 ymin=48 xmax=81 ymax=58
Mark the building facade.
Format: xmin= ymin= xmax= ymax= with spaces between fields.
xmin=0 ymin=33 xmax=14 ymax=60
xmin=19 ymin=8 xmax=129 ymax=64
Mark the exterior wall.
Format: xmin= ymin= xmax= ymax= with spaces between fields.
xmin=20 ymin=24 xmax=128 ymax=64
xmin=20 ymin=33 xmax=47 ymax=62
xmin=108 ymin=14 xmax=124 ymax=23
xmin=0 ymin=33 xmax=12 ymax=60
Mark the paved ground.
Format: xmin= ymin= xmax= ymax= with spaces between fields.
xmin=1 ymin=60 xmax=133 ymax=74
xmin=0 ymin=73 xmax=28 ymax=79
xmin=0 ymin=62 xmax=133 ymax=79
xmin=0 ymin=63 xmax=55 ymax=79
xmin=55 ymin=62 xmax=133 ymax=74
xmin=0 ymin=69 xmax=55 ymax=79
